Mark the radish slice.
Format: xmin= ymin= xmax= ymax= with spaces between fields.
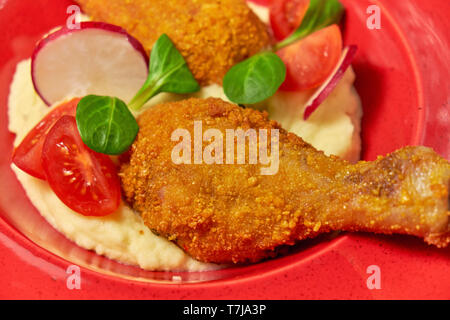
xmin=32 ymin=22 xmax=148 ymax=106
xmin=303 ymin=45 xmax=358 ymax=120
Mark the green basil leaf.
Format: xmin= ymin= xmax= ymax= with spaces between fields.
xmin=129 ymin=34 xmax=200 ymax=110
xmin=76 ymin=95 xmax=139 ymax=155
xmin=275 ymin=0 xmax=344 ymax=50
xmin=223 ymin=52 xmax=286 ymax=105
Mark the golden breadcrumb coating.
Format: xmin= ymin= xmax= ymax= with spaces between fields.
xmin=120 ymin=98 xmax=450 ymax=264
xmin=76 ymin=0 xmax=271 ymax=85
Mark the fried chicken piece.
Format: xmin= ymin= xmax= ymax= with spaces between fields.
xmin=76 ymin=0 xmax=270 ymax=85
xmin=120 ymin=98 xmax=450 ymax=264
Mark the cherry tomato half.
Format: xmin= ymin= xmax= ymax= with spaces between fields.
xmin=12 ymin=98 xmax=80 ymax=180
xmin=270 ymin=0 xmax=310 ymax=41
xmin=277 ymin=24 xmax=343 ymax=91
xmin=41 ymin=115 xmax=121 ymax=216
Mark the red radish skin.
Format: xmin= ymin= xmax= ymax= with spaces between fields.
xmin=303 ymin=45 xmax=358 ymax=120
xmin=32 ymin=22 xmax=149 ymax=106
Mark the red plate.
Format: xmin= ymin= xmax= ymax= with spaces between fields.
xmin=0 ymin=0 xmax=449 ymax=299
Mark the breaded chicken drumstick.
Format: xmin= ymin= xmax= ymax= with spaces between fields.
xmin=120 ymin=98 xmax=450 ymax=264
xmin=76 ymin=0 xmax=270 ymax=85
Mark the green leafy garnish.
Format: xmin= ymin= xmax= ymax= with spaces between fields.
xmin=128 ymin=34 xmax=200 ymax=111
xmin=223 ymin=52 xmax=286 ymax=105
xmin=223 ymin=0 xmax=344 ymax=105
xmin=76 ymin=34 xmax=199 ymax=154
xmin=274 ymin=0 xmax=344 ymax=51
xmin=76 ymin=95 xmax=139 ymax=155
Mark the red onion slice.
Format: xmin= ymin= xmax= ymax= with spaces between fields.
xmin=303 ymin=45 xmax=358 ymax=120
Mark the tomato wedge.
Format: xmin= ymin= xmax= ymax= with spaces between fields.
xmin=41 ymin=115 xmax=121 ymax=216
xmin=270 ymin=0 xmax=310 ymax=41
xmin=276 ymin=24 xmax=343 ymax=91
xmin=12 ymin=98 xmax=81 ymax=180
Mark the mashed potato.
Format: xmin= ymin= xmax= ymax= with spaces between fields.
xmin=8 ymin=59 xmax=361 ymax=271
xmin=7 ymin=5 xmax=362 ymax=272
xmin=9 ymin=60 xmax=218 ymax=272
xmin=265 ymin=68 xmax=362 ymax=163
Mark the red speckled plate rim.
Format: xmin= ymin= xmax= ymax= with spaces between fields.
xmin=0 ymin=0 xmax=449 ymax=299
